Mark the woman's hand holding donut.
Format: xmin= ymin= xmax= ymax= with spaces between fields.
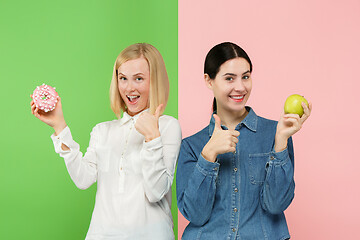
xmin=201 ymin=114 xmax=240 ymax=162
xmin=274 ymin=102 xmax=312 ymax=152
xmin=135 ymin=104 xmax=163 ymax=142
xmin=30 ymin=95 xmax=67 ymax=135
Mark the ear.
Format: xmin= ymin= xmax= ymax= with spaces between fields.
xmin=204 ymin=74 xmax=213 ymax=90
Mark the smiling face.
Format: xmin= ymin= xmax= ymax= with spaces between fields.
xmin=206 ymin=57 xmax=252 ymax=117
xmin=117 ymin=57 xmax=150 ymax=116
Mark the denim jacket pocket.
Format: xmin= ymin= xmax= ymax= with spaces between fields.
xmin=96 ymin=146 xmax=111 ymax=172
xmin=248 ymin=152 xmax=271 ymax=185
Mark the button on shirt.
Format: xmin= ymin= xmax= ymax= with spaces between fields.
xmin=176 ymin=107 xmax=294 ymax=240
xmin=51 ymin=111 xmax=182 ymax=240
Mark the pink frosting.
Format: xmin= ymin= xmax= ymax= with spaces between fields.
xmin=32 ymin=84 xmax=59 ymax=112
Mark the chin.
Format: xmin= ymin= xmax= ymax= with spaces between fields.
xmin=228 ymin=105 xmax=247 ymax=113
xmin=128 ymin=106 xmax=146 ymax=115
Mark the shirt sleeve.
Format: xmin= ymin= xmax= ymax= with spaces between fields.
xmin=140 ymin=117 xmax=182 ymax=203
xmin=50 ymin=125 xmax=98 ymax=190
xmin=260 ymin=136 xmax=295 ymax=214
xmin=176 ymin=138 xmax=220 ymax=226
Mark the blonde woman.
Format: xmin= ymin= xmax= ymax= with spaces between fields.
xmin=30 ymin=43 xmax=181 ymax=240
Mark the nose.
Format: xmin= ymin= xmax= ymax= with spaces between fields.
xmin=126 ymin=80 xmax=136 ymax=91
xmin=234 ymin=79 xmax=246 ymax=92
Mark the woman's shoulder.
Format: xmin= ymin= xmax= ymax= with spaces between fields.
xmin=158 ymin=115 xmax=181 ymax=135
xmin=183 ymin=125 xmax=210 ymax=143
xmin=246 ymin=107 xmax=277 ymax=127
xmin=160 ymin=114 xmax=178 ymax=121
xmin=93 ymin=119 xmax=120 ymax=131
xmin=255 ymin=115 xmax=279 ymax=133
xmin=159 ymin=114 xmax=180 ymax=126
xmin=257 ymin=115 xmax=278 ymax=125
xmin=179 ymin=125 xmax=210 ymax=155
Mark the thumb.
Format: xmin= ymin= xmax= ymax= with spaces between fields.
xmin=213 ymin=114 xmax=222 ymax=129
xmin=56 ymin=96 xmax=62 ymax=107
xmin=154 ymin=104 xmax=164 ymax=119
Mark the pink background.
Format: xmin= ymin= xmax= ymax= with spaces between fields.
xmin=178 ymin=0 xmax=360 ymax=239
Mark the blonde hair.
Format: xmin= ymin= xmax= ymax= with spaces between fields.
xmin=110 ymin=43 xmax=169 ymax=118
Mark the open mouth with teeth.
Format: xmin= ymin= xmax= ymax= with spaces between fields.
xmin=127 ymin=95 xmax=140 ymax=104
xmin=230 ymin=95 xmax=245 ymax=102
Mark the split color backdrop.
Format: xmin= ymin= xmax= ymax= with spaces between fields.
xmin=178 ymin=0 xmax=360 ymax=239
xmin=0 ymin=0 xmax=178 ymax=239
xmin=1 ymin=0 xmax=360 ymax=240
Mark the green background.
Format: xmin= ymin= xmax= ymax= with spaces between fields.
xmin=0 ymin=0 xmax=178 ymax=239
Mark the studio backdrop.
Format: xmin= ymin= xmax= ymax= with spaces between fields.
xmin=1 ymin=0 xmax=360 ymax=240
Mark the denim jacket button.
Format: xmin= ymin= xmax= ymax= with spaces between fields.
xmin=214 ymin=167 xmax=218 ymax=171
xmin=234 ymin=168 xmax=238 ymax=172
xmin=234 ymin=208 xmax=238 ymax=212
xmin=234 ymin=188 xmax=238 ymax=192
xmin=270 ymin=156 xmax=275 ymax=160
xmin=232 ymin=228 xmax=236 ymax=232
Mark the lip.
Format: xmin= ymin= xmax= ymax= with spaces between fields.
xmin=229 ymin=95 xmax=245 ymax=102
xmin=126 ymin=95 xmax=140 ymax=105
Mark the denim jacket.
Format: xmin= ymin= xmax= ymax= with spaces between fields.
xmin=176 ymin=107 xmax=294 ymax=240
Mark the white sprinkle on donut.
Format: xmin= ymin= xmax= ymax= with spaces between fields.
xmin=32 ymin=84 xmax=59 ymax=112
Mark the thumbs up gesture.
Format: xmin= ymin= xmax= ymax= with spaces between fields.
xmin=201 ymin=114 xmax=240 ymax=162
xmin=135 ymin=104 xmax=164 ymax=142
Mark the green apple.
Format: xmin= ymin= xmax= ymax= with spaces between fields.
xmin=284 ymin=94 xmax=309 ymax=117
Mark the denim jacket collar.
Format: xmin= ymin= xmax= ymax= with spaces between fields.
xmin=208 ymin=106 xmax=258 ymax=136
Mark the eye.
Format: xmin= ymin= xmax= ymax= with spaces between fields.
xmin=242 ymin=75 xmax=250 ymax=80
xmin=225 ymin=77 xmax=233 ymax=81
xmin=136 ymin=77 xmax=143 ymax=81
xmin=119 ymin=76 xmax=127 ymax=81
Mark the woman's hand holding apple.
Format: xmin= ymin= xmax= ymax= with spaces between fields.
xmin=274 ymin=102 xmax=312 ymax=152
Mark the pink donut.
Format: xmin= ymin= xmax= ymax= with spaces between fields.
xmin=32 ymin=84 xmax=59 ymax=112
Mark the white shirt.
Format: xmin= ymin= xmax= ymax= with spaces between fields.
xmin=51 ymin=111 xmax=182 ymax=240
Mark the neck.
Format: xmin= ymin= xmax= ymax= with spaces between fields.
xmin=216 ymin=107 xmax=249 ymax=130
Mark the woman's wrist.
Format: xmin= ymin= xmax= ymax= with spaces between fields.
xmin=274 ymin=134 xmax=288 ymax=152
xmin=202 ymin=145 xmax=217 ymax=162
xmin=144 ymin=129 xmax=160 ymax=142
xmin=53 ymin=122 xmax=67 ymax=136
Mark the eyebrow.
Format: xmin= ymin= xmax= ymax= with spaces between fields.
xmin=222 ymin=70 xmax=250 ymax=77
xmin=133 ymin=73 xmax=145 ymax=76
xmin=242 ymin=70 xmax=251 ymax=75
xmin=117 ymin=72 xmax=145 ymax=77
xmin=222 ymin=73 xmax=237 ymax=77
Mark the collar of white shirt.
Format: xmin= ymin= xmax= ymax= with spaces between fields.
xmin=119 ymin=108 xmax=150 ymax=126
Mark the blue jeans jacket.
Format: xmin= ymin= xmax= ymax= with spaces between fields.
xmin=176 ymin=107 xmax=294 ymax=240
